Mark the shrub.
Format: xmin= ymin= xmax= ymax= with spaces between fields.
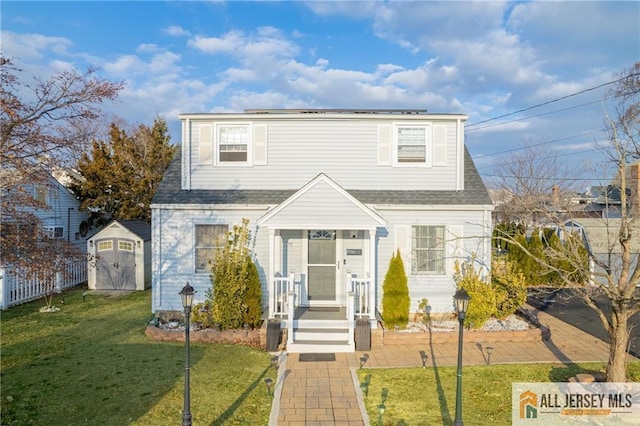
xmin=211 ymin=219 xmax=263 ymax=330
xmin=242 ymin=257 xmax=263 ymax=329
xmin=415 ymin=298 xmax=431 ymax=327
xmin=491 ymin=259 xmax=527 ymax=320
xmin=191 ymin=297 xmax=215 ymax=328
xmin=381 ymin=250 xmax=410 ymax=328
xmin=454 ymin=258 xmax=495 ymax=329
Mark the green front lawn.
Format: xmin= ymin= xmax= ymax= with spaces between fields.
xmin=358 ymin=363 xmax=640 ymax=425
xmin=0 ymin=288 xmax=273 ymax=425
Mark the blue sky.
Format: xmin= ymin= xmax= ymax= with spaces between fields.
xmin=2 ymin=1 xmax=639 ymax=186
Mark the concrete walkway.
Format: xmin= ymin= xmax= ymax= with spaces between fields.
xmin=269 ymin=305 xmax=639 ymax=425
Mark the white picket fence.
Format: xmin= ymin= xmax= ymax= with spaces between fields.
xmin=0 ymin=259 xmax=88 ymax=309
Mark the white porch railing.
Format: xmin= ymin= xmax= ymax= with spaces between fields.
xmin=349 ymin=274 xmax=372 ymax=318
xmin=347 ymin=291 xmax=354 ymax=344
xmin=271 ymin=273 xmax=295 ymax=317
xmin=0 ymin=259 xmax=88 ymax=310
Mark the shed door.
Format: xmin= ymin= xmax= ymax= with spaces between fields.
xmin=96 ymin=238 xmax=136 ymax=290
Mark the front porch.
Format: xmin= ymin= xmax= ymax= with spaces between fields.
xmin=256 ymin=173 xmax=388 ymax=352
xmin=269 ymin=274 xmax=376 ymax=353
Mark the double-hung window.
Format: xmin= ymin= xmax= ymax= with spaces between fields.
xmin=216 ymin=124 xmax=251 ymax=164
xmin=411 ymin=225 xmax=445 ymax=275
xmin=195 ymin=224 xmax=228 ymax=273
xmin=35 ymin=185 xmax=49 ymax=204
xmin=394 ymin=124 xmax=431 ymax=165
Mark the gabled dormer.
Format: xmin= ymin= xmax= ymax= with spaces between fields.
xmin=179 ymin=109 xmax=467 ymax=192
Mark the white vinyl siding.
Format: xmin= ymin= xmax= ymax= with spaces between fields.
xmin=187 ymin=118 xmax=460 ymax=190
xmin=195 ymin=224 xmax=228 ymax=273
xmin=394 ymin=124 xmax=431 ymax=166
xmin=411 ymin=225 xmax=445 ymax=275
xmin=216 ymin=123 xmax=252 ymax=165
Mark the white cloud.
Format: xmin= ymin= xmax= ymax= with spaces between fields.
xmin=104 ymin=55 xmax=146 ymax=76
xmin=136 ymin=43 xmax=162 ymax=54
xmin=0 ymin=31 xmax=72 ymax=60
xmin=165 ymin=25 xmax=191 ymax=37
xmin=187 ymin=31 xmax=245 ymax=54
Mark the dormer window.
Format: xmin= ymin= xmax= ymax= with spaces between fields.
xmin=393 ymin=124 xmax=432 ymax=166
xmin=216 ymin=123 xmax=252 ymax=165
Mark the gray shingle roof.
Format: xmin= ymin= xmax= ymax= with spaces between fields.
xmin=114 ymin=220 xmax=152 ymax=241
xmin=152 ymin=147 xmax=492 ymax=206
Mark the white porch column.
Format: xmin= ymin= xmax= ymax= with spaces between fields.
xmin=368 ymin=227 xmax=377 ymax=320
xmin=268 ymin=228 xmax=275 ymax=318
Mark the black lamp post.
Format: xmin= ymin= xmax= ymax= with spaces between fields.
xmin=179 ymin=282 xmax=196 ymax=426
xmin=453 ymin=288 xmax=471 ymax=426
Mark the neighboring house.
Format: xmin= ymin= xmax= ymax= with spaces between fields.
xmin=565 ymin=161 xmax=640 ymax=219
xmin=0 ymin=173 xmax=92 ymax=309
xmin=1 ymin=172 xmax=92 ymax=253
xmin=558 ymin=218 xmax=640 ymax=285
xmin=151 ymin=109 xmax=494 ymax=352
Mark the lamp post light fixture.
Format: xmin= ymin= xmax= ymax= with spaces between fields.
xmin=264 ymin=378 xmax=274 ymax=396
xmin=453 ymin=288 xmax=471 ymax=426
xmin=377 ymin=403 xmax=386 ymax=426
xmin=419 ymin=350 xmax=428 ymax=368
xmin=486 ymin=346 xmax=493 ymax=365
xmin=179 ymin=282 xmax=196 ymax=426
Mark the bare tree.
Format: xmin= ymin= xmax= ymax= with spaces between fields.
xmin=494 ymin=63 xmax=640 ymax=381
xmin=490 ymin=142 xmax=582 ymax=225
xmin=0 ymin=55 xmax=123 ymax=306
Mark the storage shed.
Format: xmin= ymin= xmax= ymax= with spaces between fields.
xmin=88 ymin=220 xmax=151 ymax=291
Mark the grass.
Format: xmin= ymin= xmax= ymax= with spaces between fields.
xmin=357 ymin=362 xmax=640 ymax=425
xmin=0 ymin=287 xmax=274 ymax=426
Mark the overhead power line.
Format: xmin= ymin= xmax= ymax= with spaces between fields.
xmin=466 ymin=97 xmax=614 ymax=133
xmin=473 ymin=130 xmax=604 ymax=160
xmin=465 ymin=73 xmax=639 ymax=129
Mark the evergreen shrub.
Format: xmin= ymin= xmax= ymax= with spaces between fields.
xmin=381 ymin=250 xmax=410 ymax=329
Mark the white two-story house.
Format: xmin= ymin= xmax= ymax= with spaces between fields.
xmin=151 ymin=109 xmax=493 ymax=352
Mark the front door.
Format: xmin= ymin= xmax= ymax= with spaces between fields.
xmin=307 ymin=230 xmax=338 ymax=305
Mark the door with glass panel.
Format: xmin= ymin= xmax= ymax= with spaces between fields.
xmin=307 ymin=230 xmax=338 ymax=305
xmin=96 ymin=238 xmax=135 ymax=290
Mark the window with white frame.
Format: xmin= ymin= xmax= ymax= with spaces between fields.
xmin=34 ymin=185 xmax=49 ymax=204
xmin=394 ymin=125 xmax=431 ymax=165
xmin=195 ymin=224 xmax=228 ymax=273
xmin=411 ymin=225 xmax=445 ymax=274
xmin=216 ymin=124 xmax=250 ymax=164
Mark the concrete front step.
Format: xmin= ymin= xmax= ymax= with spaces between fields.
xmin=287 ymin=340 xmax=354 ymax=353
xmin=294 ymin=328 xmax=349 ymax=341
xmin=292 ymin=319 xmax=350 ymax=329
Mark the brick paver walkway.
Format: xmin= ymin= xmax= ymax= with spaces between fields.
xmin=269 ymin=305 xmax=639 ymax=425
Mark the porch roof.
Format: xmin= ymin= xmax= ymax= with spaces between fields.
xmin=256 ymin=173 xmax=386 ymax=228
xmin=152 ymin=147 xmax=492 ymax=207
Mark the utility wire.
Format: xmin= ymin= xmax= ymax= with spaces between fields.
xmin=466 ymin=97 xmax=614 ymax=133
xmin=482 ymin=173 xmax=613 ymax=182
xmin=473 ymin=130 xmax=603 ymax=160
xmin=465 ymin=73 xmax=638 ymax=129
